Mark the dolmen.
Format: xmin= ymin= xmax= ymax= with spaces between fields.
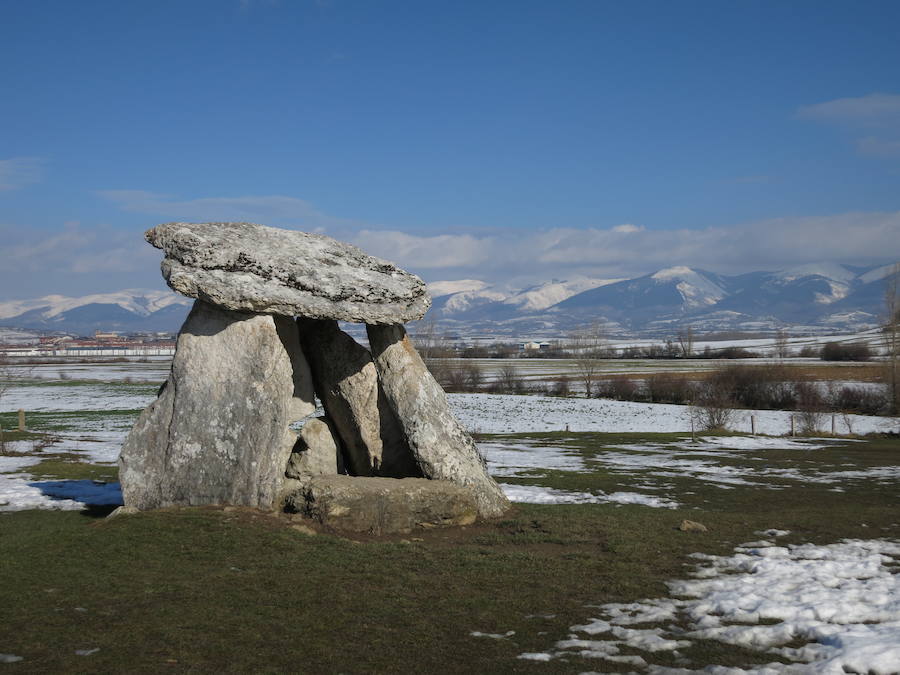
xmin=119 ymin=222 xmax=510 ymax=532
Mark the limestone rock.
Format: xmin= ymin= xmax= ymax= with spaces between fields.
xmin=146 ymin=221 xmax=430 ymax=324
xmin=366 ymin=324 xmax=510 ymax=518
xmin=286 ymin=417 xmax=341 ymax=478
xmin=119 ymin=300 xmax=315 ymax=510
xmin=283 ymin=475 xmax=478 ymax=534
xmin=298 ymin=318 xmax=418 ymax=478
xmin=678 ymin=519 xmax=708 ymax=533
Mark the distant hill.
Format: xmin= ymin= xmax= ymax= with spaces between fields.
xmin=427 ymin=262 xmax=898 ymax=337
xmin=0 ymin=290 xmax=193 ymax=336
xmin=1 ymin=262 xmax=896 ymax=338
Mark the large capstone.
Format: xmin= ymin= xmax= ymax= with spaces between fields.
xmin=366 ymin=324 xmax=510 ymax=518
xmin=146 ymin=221 xmax=430 ymax=324
xmin=119 ymin=300 xmax=316 ymax=510
xmin=298 ymin=318 xmax=418 ymax=478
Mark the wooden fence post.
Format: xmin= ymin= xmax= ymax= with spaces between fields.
xmin=18 ymin=409 xmax=25 ymax=432
xmin=790 ymin=415 xmax=795 ymax=437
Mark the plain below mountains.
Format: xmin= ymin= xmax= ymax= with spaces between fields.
xmin=0 ymin=262 xmax=896 ymax=338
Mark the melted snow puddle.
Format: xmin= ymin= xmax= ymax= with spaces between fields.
xmin=516 ymin=537 xmax=900 ymax=674
xmin=501 ymin=483 xmax=680 ymax=509
xmin=0 ymin=455 xmax=121 ymax=512
xmin=478 ymin=440 xmax=586 ymax=476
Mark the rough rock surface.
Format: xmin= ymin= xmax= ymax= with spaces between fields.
xmin=146 ymin=221 xmax=430 ymax=324
xmin=298 ymin=318 xmax=418 ymax=478
xmin=283 ymin=476 xmax=477 ymax=534
xmin=366 ymin=324 xmax=510 ymax=518
xmin=119 ymin=300 xmax=315 ymax=509
xmin=286 ymin=417 xmax=341 ymax=478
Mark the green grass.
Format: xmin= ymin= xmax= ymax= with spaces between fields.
xmin=25 ymin=457 xmax=118 ymax=482
xmin=1 ymin=433 xmax=898 ymax=672
xmin=0 ymin=409 xmax=143 ymax=433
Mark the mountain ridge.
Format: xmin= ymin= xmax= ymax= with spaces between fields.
xmin=0 ymin=262 xmax=896 ymax=338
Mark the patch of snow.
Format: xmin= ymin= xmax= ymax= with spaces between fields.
xmin=470 ymin=630 xmax=515 ymax=639
xmin=500 ymin=483 xmax=679 ymax=508
xmin=0 ymin=289 xmax=190 ymax=321
xmin=478 ymin=441 xmax=585 ymax=476
xmin=776 ymin=263 xmax=857 ymax=284
xmin=524 ymin=538 xmax=900 ymax=673
xmin=504 ymin=278 xmax=623 ymax=312
xmin=859 ymin=263 xmax=899 ymax=285
xmin=443 ymin=289 xmax=509 ymax=315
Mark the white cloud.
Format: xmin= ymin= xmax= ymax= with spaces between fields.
xmin=611 ymin=223 xmax=644 ymax=233
xmin=798 ymin=94 xmax=900 ymax=160
xmin=6 ymin=194 xmax=900 ymax=301
xmin=97 ymin=190 xmax=352 ymax=231
xmin=351 ymin=230 xmax=492 ymax=269
xmin=797 ymin=93 xmax=900 ymax=127
xmin=857 ymin=136 xmax=900 ymax=157
xmin=0 ymin=157 xmax=43 ymax=192
xmin=346 ymin=212 xmax=900 ymax=283
xmin=0 ymin=223 xmax=162 ymax=299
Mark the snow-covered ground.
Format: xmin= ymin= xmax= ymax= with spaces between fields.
xmin=515 ymin=536 xmax=900 ymax=674
xmin=450 ymin=393 xmax=900 ymax=436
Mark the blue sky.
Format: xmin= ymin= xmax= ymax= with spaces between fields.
xmin=2 ymin=0 xmax=899 ymax=299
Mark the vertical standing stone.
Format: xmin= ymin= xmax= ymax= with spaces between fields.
xmin=297 ymin=318 xmax=419 ymax=478
xmin=119 ymin=300 xmax=316 ymax=510
xmin=366 ymin=324 xmax=509 ymax=518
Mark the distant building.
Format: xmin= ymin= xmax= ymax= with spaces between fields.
xmin=518 ymin=341 xmax=552 ymax=351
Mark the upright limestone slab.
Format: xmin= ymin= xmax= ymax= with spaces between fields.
xmin=119 ymin=300 xmax=316 ymax=509
xmin=298 ymin=318 xmax=418 ymax=478
xmin=366 ymin=324 xmax=510 ymax=518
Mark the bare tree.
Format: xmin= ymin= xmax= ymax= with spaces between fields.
xmin=885 ymin=263 xmax=900 ymax=415
xmin=570 ymin=321 xmax=607 ymax=397
xmin=774 ymin=329 xmax=790 ymax=359
xmin=677 ymin=325 xmax=695 ymax=358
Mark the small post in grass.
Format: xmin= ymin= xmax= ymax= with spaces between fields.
xmin=831 ymin=414 xmax=836 ymax=435
xmin=690 ymin=416 xmax=695 ymax=443
xmin=17 ymin=409 xmax=25 ymax=432
xmin=751 ymin=415 xmax=756 ymax=436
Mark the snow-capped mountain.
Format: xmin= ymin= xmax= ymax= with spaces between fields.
xmin=0 ymin=289 xmax=193 ymax=335
xmin=0 ymin=262 xmax=896 ymax=338
xmin=426 ymin=262 xmax=898 ymax=336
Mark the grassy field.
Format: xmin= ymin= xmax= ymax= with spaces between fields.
xmin=2 ymin=431 xmax=898 ymax=673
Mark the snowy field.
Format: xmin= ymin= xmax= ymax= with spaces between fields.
xmin=512 ymin=535 xmax=900 ymax=673
xmin=2 ymin=367 xmax=899 ymax=672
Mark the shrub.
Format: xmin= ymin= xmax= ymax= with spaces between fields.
xmin=690 ymin=379 xmax=736 ymax=430
xmin=820 ymin=341 xmax=872 ymax=362
xmin=830 ymin=385 xmax=887 ymax=415
xmin=644 ymin=374 xmax=691 ymax=404
xmin=595 ymin=378 xmax=639 ymax=401
xmin=549 ymin=376 xmax=571 ymax=397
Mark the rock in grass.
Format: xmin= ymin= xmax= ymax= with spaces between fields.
xmin=284 ymin=475 xmax=478 ymax=534
xmin=366 ymin=324 xmax=510 ymax=518
xmin=146 ymin=221 xmax=430 ymax=324
xmin=678 ymin=519 xmax=708 ymax=533
xmin=106 ymin=505 xmax=140 ymax=519
xmin=285 ymin=417 xmax=341 ymax=478
xmin=119 ymin=300 xmax=316 ymax=510
xmin=297 ymin=318 xmax=418 ymax=477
